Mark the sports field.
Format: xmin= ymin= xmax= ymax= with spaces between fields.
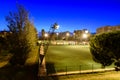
xmin=46 ymin=45 xmax=114 ymax=73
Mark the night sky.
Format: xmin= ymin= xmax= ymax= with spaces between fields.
xmin=0 ymin=0 xmax=120 ymax=33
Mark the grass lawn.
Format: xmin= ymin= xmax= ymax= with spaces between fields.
xmin=46 ymin=45 xmax=114 ymax=73
xmin=0 ymin=47 xmax=39 ymax=80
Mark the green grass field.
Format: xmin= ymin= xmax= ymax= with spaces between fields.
xmin=46 ymin=45 xmax=114 ymax=73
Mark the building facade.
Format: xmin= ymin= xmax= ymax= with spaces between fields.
xmin=0 ymin=31 xmax=12 ymax=37
xmin=96 ymin=25 xmax=120 ymax=34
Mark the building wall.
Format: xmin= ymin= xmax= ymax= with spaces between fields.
xmin=0 ymin=31 xmax=12 ymax=37
xmin=96 ymin=25 xmax=120 ymax=34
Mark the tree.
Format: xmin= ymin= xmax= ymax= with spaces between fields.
xmin=5 ymin=5 xmax=37 ymax=65
xmin=89 ymin=31 xmax=120 ymax=68
xmin=24 ymin=20 xmax=37 ymax=49
xmin=41 ymin=29 xmax=45 ymax=40
xmin=90 ymin=33 xmax=114 ymax=68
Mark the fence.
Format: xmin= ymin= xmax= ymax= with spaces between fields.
xmin=46 ymin=64 xmax=114 ymax=76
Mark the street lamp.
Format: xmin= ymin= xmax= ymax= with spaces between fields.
xmin=83 ymin=33 xmax=88 ymax=39
xmin=82 ymin=31 xmax=89 ymax=45
xmin=85 ymin=30 xmax=89 ymax=34
xmin=38 ymin=23 xmax=59 ymax=77
xmin=48 ymin=23 xmax=59 ymax=44
xmin=40 ymin=23 xmax=59 ymax=64
xmin=83 ymin=29 xmax=89 ymax=39
xmin=44 ymin=33 xmax=48 ymax=37
xmin=66 ymin=32 xmax=70 ymax=41
xmin=56 ymin=32 xmax=59 ymax=40
xmin=52 ymin=23 xmax=59 ymax=30
xmin=56 ymin=32 xmax=59 ymax=36
xmin=44 ymin=33 xmax=48 ymax=40
xmin=66 ymin=32 xmax=70 ymax=37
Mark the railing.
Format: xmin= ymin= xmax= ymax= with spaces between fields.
xmin=46 ymin=64 xmax=114 ymax=76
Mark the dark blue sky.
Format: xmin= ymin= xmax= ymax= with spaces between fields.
xmin=0 ymin=0 xmax=120 ymax=33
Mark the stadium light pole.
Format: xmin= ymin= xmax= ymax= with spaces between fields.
xmin=44 ymin=33 xmax=48 ymax=40
xmin=40 ymin=23 xmax=59 ymax=65
xmin=82 ymin=30 xmax=89 ymax=45
xmin=83 ymin=33 xmax=88 ymax=39
xmin=66 ymin=32 xmax=70 ymax=41
xmin=56 ymin=32 xmax=59 ymax=40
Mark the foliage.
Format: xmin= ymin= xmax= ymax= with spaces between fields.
xmin=5 ymin=5 xmax=37 ymax=65
xmin=90 ymin=31 xmax=120 ymax=67
xmin=24 ymin=20 xmax=38 ymax=49
xmin=41 ymin=29 xmax=45 ymax=40
xmin=0 ymin=36 xmax=7 ymax=52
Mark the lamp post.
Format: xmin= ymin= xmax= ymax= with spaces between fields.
xmin=82 ymin=30 xmax=89 ymax=45
xmin=44 ymin=33 xmax=48 ymax=41
xmin=56 ymin=32 xmax=59 ymax=40
xmin=73 ymin=32 xmax=77 ymax=45
xmin=56 ymin=32 xmax=59 ymax=45
xmin=85 ymin=30 xmax=89 ymax=34
xmin=52 ymin=23 xmax=59 ymax=30
xmin=40 ymin=23 xmax=59 ymax=65
xmin=44 ymin=33 xmax=48 ymax=38
xmin=83 ymin=33 xmax=88 ymax=39
xmin=66 ymin=32 xmax=70 ymax=41
xmin=38 ymin=23 xmax=59 ymax=77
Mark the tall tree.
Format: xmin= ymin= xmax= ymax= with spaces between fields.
xmin=5 ymin=5 xmax=37 ymax=65
xmin=24 ymin=20 xmax=37 ymax=49
xmin=41 ymin=29 xmax=45 ymax=40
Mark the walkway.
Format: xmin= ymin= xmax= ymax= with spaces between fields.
xmin=48 ymin=68 xmax=115 ymax=76
xmin=38 ymin=45 xmax=47 ymax=77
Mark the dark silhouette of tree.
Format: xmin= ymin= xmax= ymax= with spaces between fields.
xmin=41 ymin=29 xmax=45 ymax=40
xmin=89 ymin=31 xmax=120 ymax=68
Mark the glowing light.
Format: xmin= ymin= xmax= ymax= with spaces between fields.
xmin=56 ymin=32 xmax=59 ymax=35
xmin=44 ymin=33 xmax=48 ymax=37
xmin=66 ymin=32 xmax=70 ymax=36
xmin=83 ymin=33 xmax=88 ymax=38
xmin=85 ymin=30 xmax=89 ymax=33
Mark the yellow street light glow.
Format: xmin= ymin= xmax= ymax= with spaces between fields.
xmin=53 ymin=23 xmax=59 ymax=29
xmin=73 ymin=33 xmax=75 ymax=35
xmin=85 ymin=30 xmax=89 ymax=33
xmin=56 ymin=32 xmax=59 ymax=35
xmin=83 ymin=33 xmax=88 ymax=38
xmin=55 ymin=25 xmax=59 ymax=29
xmin=66 ymin=32 xmax=70 ymax=36
xmin=44 ymin=33 xmax=48 ymax=37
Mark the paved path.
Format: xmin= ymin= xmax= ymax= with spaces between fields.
xmin=48 ymin=68 xmax=115 ymax=76
xmin=38 ymin=45 xmax=47 ymax=77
